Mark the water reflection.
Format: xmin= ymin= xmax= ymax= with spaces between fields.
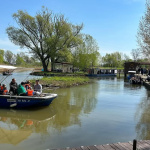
xmin=0 ymin=107 xmax=56 ymax=145
xmin=135 ymin=87 xmax=150 ymax=140
xmin=44 ymin=83 xmax=98 ymax=131
xmin=0 ymin=81 xmax=98 ymax=146
xmin=1 ymin=74 xmax=150 ymax=150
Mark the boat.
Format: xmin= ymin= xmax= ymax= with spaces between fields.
xmin=86 ymin=68 xmax=117 ymax=77
xmin=0 ymin=65 xmax=57 ymax=109
xmin=2 ymin=72 xmax=12 ymax=76
xmin=0 ymin=93 xmax=57 ymax=108
xmin=127 ymin=71 xmax=136 ymax=80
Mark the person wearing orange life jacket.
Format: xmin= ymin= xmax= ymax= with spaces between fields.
xmin=2 ymin=84 xmax=8 ymax=95
xmin=27 ymin=87 xmax=34 ymax=96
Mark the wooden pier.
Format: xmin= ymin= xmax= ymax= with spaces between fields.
xmin=55 ymin=140 xmax=150 ymax=150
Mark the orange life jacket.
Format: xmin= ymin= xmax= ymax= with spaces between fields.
xmin=1 ymin=86 xmax=3 ymax=90
xmin=3 ymin=90 xmax=8 ymax=95
xmin=27 ymin=89 xmax=33 ymax=96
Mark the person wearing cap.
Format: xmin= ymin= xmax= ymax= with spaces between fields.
xmin=17 ymin=82 xmax=27 ymax=96
xmin=34 ymin=80 xmax=42 ymax=95
xmin=9 ymin=78 xmax=18 ymax=95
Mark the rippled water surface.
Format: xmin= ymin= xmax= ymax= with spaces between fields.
xmin=0 ymin=72 xmax=150 ymax=150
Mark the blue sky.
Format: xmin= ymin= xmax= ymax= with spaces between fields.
xmin=0 ymin=0 xmax=146 ymax=57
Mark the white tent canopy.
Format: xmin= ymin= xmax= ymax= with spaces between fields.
xmin=0 ymin=65 xmax=17 ymax=70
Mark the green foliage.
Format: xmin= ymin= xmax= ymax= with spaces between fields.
xmin=72 ymin=34 xmax=100 ymax=71
xmin=4 ymin=50 xmax=16 ymax=64
xmin=137 ymin=1 xmax=150 ymax=58
xmin=102 ymin=52 xmax=124 ymax=67
xmin=31 ymin=76 xmax=90 ymax=88
xmin=6 ymin=7 xmax=83 ymax=71
xmin=0 ymin=49 xmax=4 ymax=64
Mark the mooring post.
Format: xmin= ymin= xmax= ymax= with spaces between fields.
xmin=133 ymin=139 xmax=137 ymax=150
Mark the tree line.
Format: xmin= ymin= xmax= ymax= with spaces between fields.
xmin=3 ymin=3 xmax=150 ymax=71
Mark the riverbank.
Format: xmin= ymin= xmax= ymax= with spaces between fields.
xmin=30 ymin=76 xmax=91 ymax=88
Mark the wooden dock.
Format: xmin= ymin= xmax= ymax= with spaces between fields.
xmin=55 ymin=140 xmax=150 ymax=150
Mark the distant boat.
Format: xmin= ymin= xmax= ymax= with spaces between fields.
xmin=86 ymin=68 xmax=117 ymax=77
xmin=2 ymin=72 xmax=12 ymax=76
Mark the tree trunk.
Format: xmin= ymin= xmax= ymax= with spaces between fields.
xmin=51 ymin=57 xmax=55 ymax=71
xmin=42 ymin=60 xmax=48 ymax=72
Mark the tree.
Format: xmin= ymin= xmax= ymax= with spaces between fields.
xmin=72 ymin=34 xmax=100 ymax=71
xmin=131 ymin=48 xmax=141 ymax=61
xmin=102 ymin=52 xmax=123 ymax=68
xmin=16 ymin=53 xmax=25 ymax=66
xmin=4 ymin=50 xmax=16 ymax=65
xmin=137 ymin=0 xmax=150 ymax=59
xmin=6 ymin=7 xmax=83 ymax=71
xmin=0 ymin=49 xmax=4 ymax=64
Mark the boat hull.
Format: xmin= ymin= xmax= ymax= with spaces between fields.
xmin=86 ymin=74 xmax=116 ymax=77
xmin=0 ymin=94 xmax=57 ymax=109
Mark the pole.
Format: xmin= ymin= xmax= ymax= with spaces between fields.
xmin=133 ymin=139 xmax=137 ymax=150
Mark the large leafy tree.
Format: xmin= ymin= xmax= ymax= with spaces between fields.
xmin=6 ymin=7 xmax=83 ymax=71
xmin=102 ymin=52 xmax=124 ymax=68
xmin=137 ymin=0 xmax=150 ymax=59
xmin=72 ymin=34 xmax=100 ymax=71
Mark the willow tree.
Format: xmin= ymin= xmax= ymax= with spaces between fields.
xmin=137 ymin=0 xmax=150 ymax=59
xmin=6 ymin=7 xmax=83 ymax=71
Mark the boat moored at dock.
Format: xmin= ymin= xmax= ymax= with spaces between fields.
xmin=86 ymin=68 xmax=117 ymax=77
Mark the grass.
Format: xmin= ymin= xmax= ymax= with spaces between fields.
xmin=30 ymin=76 xmax=90 ymax=88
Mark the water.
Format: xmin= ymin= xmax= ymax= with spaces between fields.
xmin=0 ymin=72 xmax=150 ymax=150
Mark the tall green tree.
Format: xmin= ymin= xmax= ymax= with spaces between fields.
xmin=72 ymin=34 xmax=100 ymax=71
xmin=6 ymin=7 xmax=83 ymax=71
xmin=102 ymin=52 xmax=124 ymax=68
xmin=16 ymin=53 xmax=25 ymax=66
xmin=4 ymin=50 xmax=16 ymax=64
xmin=137 ymin=0 xmax=150 ymax=58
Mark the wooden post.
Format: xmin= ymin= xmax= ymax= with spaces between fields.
xmin=133 ymin=139 xmax=137 ymax=150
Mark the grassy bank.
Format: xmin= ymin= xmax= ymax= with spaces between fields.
xmin=30 ymin=76 xmax=90 ymax=88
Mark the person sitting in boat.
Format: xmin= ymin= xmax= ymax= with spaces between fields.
xmin=9 ymin=78 xmax=18 ymax=95
xmin=25 ymin=80 xmax=31 ymax=90
xmin=2 ymin=84 xmax=8 ymax=95
xmin=34 ymin=80 xmax=42 ymax=96
xmin=27 ymin=87 xmax=34 ymax=96
xmin=17 ymin=82 xmax=27 ymax=96
xmin=0 ymin=83 xmax=3 ymax=94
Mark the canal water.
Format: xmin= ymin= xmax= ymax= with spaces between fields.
xmin=0 ymin=71 xmax=150 ymax=150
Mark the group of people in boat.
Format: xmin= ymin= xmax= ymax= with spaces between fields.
xmin=0 ymin=78 xmax=42 ymax=96
xmin=129 ymin=75 xmax=142 ymax=84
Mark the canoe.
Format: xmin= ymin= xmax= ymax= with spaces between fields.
xmin=0 ymin=93 xmax=57 ymax=109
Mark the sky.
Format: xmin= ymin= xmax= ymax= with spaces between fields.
xmin=0 ymin=0 xmax=146 ymax=57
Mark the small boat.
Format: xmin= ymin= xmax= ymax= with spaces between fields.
xmin=127 ymin=71 xmax=136 ymax=80
xmin=0 ymin=65 xmax=58 ymax=109
xmin=0 ymin=93 xmax=57 ymax=108
xmin=2 ymin=72 xmax=12 ymax=76
xmin=86 ymin=68 xmax=117 ymax=77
